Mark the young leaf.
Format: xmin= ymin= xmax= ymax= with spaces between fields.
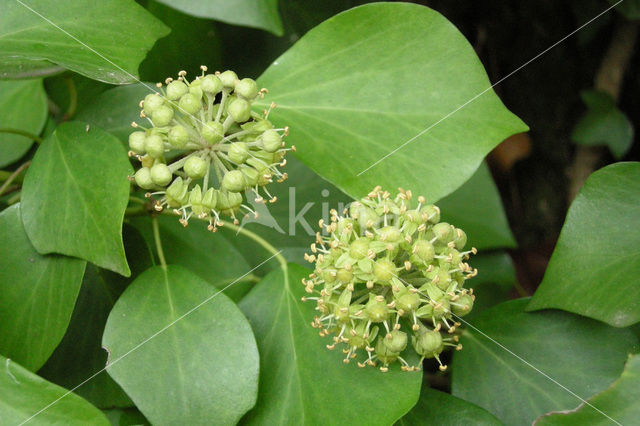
xmin=239 ymin=264 xmax=422 ymax=425
xmin=535 ymin=354 xmax=640 ymax=425
xmin=527 ymin=162 xmax=640 ymax=327
xmin=153 ymin=0 xmax=283 ymax=36
xmin=102 ymin=265 xmax=259 ymax=425
xmin=396 ymin=388 xmax=502 ymax=426
xmin=21 ymin=122 xmax=132 ymax=276
xmin=256 ymin=3 xmax=527 ymax=203
xmin=452 ymin=299 xmax=638 ymax=425
xmin=0 ymin=79 xmax=47 ymax=167
xmin=571 ymin=90 xmax=633 ymax=159
xmin=0 ymin=0 xmax=169 ymax=84
xmin=0 ymin=355 xmax=110 ymax=425
xmin=0 ymin=204 xmax=86 ymax=371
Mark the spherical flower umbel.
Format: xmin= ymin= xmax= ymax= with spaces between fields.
xmin=302 ymin=187 xmax=477 ymax=372
xmin=127 ymin=66 xmax=294 ymax=230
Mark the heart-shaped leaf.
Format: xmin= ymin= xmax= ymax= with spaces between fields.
xmin=0 ymin=0 xmax=169 ymax=84
xmin=102 ymin=265 xmax=259 ymax=425
xmin=396 ymin=387 xmax=502 ymax=426
xmin=0 ymin=355 xmax=109 ymax=425
xmin=256 ymin=3 xmax=527 ymax=202
xmin=154 ymin=0 xmax=283 ymax=35
xmin=452 ymin=299 xmax=638 ymax=425
xmin=21 ymin=121 xmax=132 ymax=276
xmin=0 ymin=204 xmax=86 ymax=371
xmin=0 ymin=79 xmax=47 ymax=167
xmin=239 ymin=263 xmax=422 ymax=425
xmin=527 ymin=162 xmax=640 ymax=327
xmin=535 ymin=353 xmax=640 ymax=425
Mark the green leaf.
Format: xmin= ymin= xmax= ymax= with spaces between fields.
xmin=0 ymin=204 xmax=86 ymax=371
xmin=44 ymin=73 xmax=109 ymax=121
xmin=102 ymin=265 xmax=259 ymax=425
xmin=21 ymin=121 xmax=132 ymax=276
xmin=396 ymin=387 xmax=502 ymax=426
xmin=239 ymin=263 xmax=422 ymax=425
xmin=130 ymin=215 xmax=253 ymax=301
xmin=465 ymin=251 xmax=516 ymax=319
xmin=38 ymin=226 xmax=152 ymax=408
xmin=256 ymin=3 xmax=527 ymax=203
xmin=438 ymin=163 xmax=516 ymax=249
xmin=139 ymin=1 xmax=222 ymax=83
xmin=0 ymin=355 xmax=110 ymax=425
xmin=451 ymin=299 xmax=638 ymax=425
xmin=37 ymin=265 xmax=133 ymax=408
xmin=527 ymin=162 xmax=640 ymax=327
xmin=0 ymin=0 xmax=169 ymax=84
xmin=103 ymin=407 xmax=149 ymax=425
xmin=75 ymin=83 xmax=150 ymax=143
xmin=571 ymin=90 xmax=633 ymax=159
xmin=0 ymin=57 xmax=64 ymax=80
xmin=0 ymin=79 xmax=48 ymax=167
xmin=154 ymin=0 xmax=283 ymax=35
xmin=535 ymin=353 xmax=640 ymax=425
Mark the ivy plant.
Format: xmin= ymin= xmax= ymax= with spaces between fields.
xmin=0 ymin=1 xmax=638 ymax=426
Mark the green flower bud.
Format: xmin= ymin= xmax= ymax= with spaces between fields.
xmin=134 ymin=167 xmax=154 ymax=190
xmin=229 ymin=142 xmax=250 ymax=164
xmin=235 ymin=78 xmax=259 ymax=99
xmin=189 ymin=185 xmax=209 ymax=216
xmin=383 ymin=330 xmax=408 ymax=353
xmin=222 ymin=169 xmax=247 ymax=192
xmin=373 ymin=258 xmax=396 ymax=282
xmin=228 ymin=98 xmax=251 ymax=122
xmin=219 ymin=70 xmax=238 ymax=89
xmin=421 ymin=205 xmax=440 ymax=224
xmin=432 ymin=222 xmax=453 ymax=243
xmin=378 ymin=226 xmax=402 ymax=243
xmin=201 ymin=74 xmax=223 ymax=94
xmin=453 ymin=228 xmax=467 ymax=250
xmin=216 ymin=190 xmax=242 ymax=215
xmin=349 ymin=238 xmax=369 ymax=260
xmin=128 ymin=131 xmax=146 ymax=154
xmin=144 ymin=134 xmax=165 ymax=158
xmin=412 ymin=330 xmax=443 ymax=358
xmin=178 ymin=93 xmax=202 ymax=115
xmin=365 ymin=294 xmax=389 ymax=322
xmin=239 ymin=165 xmax=259 ymax=186
xmin=150 ymin=163 xmax=172 ymax=186
xmin=375 ymin=337 xmax=399 ymax=364
xmin=261 ymin=129 xmax=282 ymax=153
xmin=168 ymin=125 xmax=189 ymax=148
xmin=452 ymin=294 xmax=474 ymax=317
xmin=189 ymin=85 xmax=203 ymax=100
xmin=202 ymin=188 xmax=218 ymax=210
xmin=151 ymin=105 xmax=174 ymax=127
xmin=166 ymin=177 xmax=189 ymax=207
xmin=336 ymin=268 xmax=353 ymax=284
xmin=143 ymin=93 xmax=164 ymax=115
xmin=166 ymin=80 xmax=189 ymax=100
xmin=183 ymin=156 xmax=207 ymax=179
xmin=395 ymin=290 xmax=421 ymax=312
xmin=201 ymin=121 xmax=224 ymax=143
xmin=412 ymin=239 xmax=435 ymax=263
xmin=241 ymin=119 xmax=273 ymax=134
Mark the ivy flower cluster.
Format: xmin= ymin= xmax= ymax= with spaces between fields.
xmin=127 ymin=66 xmax=292 ymax=230
xmin=302 ymin=187 xmax=477 ymax=372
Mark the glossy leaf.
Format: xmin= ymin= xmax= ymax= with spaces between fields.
xmin=396 ymin=388 xmax=502 ymax=426
xmin=154 ymin=0 xmax=283 ymax=35
xmin=139 ymin=1 xmax=222 ymax=82
xmin=75 ymin=84 xmax=151 ymax=143
xmin=0 ymin=0 xmax=169 ymax=84
xmin=103 ymin=265 xmax=259 ymax=425
xmin=256 ymin=3 xmax=527 ymax=203
xmin=0 ymin=57 xmax=64 ymax=79
xmin=571 ymin=90 xmax=633 ymax=159
xmin=0 ymin=355 xmax=109 ymax=425
xmin=239 ymin=264 xmax=422 ymax=425
xmin=0 ymin=79 xmax=47 ymax=167
xmin=452 ymin=299 xmax=638 ymax=425
xmin=21 ymin=122 xmax=132 ymax=276
xmin=0 ymin=204 xmax=86 ymax=371
xmin=535 ymin=353 xmax=640 ymax=425
xmin=38 ymin=226 xmax=152 ymax=408
xmin=527 ymin=162 xmax=640 ymax=327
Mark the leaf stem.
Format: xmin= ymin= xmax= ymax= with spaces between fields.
xmin=0 ymin=161 xmax=30 ymax=197
xmin=62 ymin=76 xmax=78 ymax=120
xmin=0 ymin=128 xmax=44 ymax=144
xmin=152 ymin=216 xmax=167 ymax=270
xmin=220 ymin=220 xmax=287 ymax=273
